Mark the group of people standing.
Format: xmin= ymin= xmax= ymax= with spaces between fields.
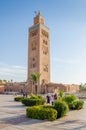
xmin=20 ymin=89 xmax=28 ymax=97
xmin=46 ymin=93 xmax=58 ymax=105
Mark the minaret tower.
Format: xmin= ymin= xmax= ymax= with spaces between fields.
xmin=28 ymin=11 xmax=50 ymax=93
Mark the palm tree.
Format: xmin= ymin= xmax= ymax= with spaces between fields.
xmin=30 ymin=72 xmax=41 ymax=95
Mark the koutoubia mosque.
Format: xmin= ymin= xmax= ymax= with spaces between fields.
xmin=0 ymin=11 xmax=79 ymax=94
xmin=28 ymin=11 xmax=50 ymax=94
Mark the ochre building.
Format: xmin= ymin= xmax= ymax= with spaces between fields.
xmin=28 ymin=11 xmax=50 ymax=93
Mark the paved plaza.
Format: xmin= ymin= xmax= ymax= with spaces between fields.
xmin=0 ymin=95 xmax=86 ymax=130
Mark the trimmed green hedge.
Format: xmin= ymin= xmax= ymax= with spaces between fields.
xmin=63 ymin=95 xmax=77 ymax=108
xmin=22 ymin=98 xmax=45 ymax=106
xmin=43 ymin=104 xmax=53 ymax=109
xmin=69 ymin=100 xmax=84 ymax=110
xmin=29 ymin=94 xmax=43 ymax=99
xmin=54 ymin=100 xmax=69 ymax=118
xmin=26 ymin=105 xmax=57 ymax=121
xmin=14 ymin=96 xmax=24 ymax=102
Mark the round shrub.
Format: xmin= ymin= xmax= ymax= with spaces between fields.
xmin=22 ymin=98 xmax=45 ymax=106
xmin=63 ymin=95 xmax=77 ymax=108
xmin=54 ymin=100 xmax=69 ymax=118
xmin=40 ymin=107 xmax=57 ymax=121
xmin=29 ymin=94 xmax=38 ymax=99
xmin=26 ymin=105 xmax=57 ymax=121
xmin=29 ymin=94 xmax=43 ymax=99
xmin=43 ymin=104 xmax=53 ymax=109
xmin=70 ymin=100 xmax=84 ymax=110
xmin=14 ymin=96 xmax=24 ymax=102
xmin=26 ymin=106 xmax=41 ymax=119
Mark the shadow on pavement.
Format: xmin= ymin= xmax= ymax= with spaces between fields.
xmin=0 ymin=115 xmax=46 ymax=125
xmin=1 ymin=104 xmax=26 ymax=108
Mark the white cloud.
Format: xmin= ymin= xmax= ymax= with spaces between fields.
xmin=0 ymin=63 xmax=27 ymax=81
xmin=52 ymin=57 xmax=83 ymax=64
xmin=12 ymin=65 xmax=26 ymax=70
xmin=51 ymin=57 xmax=86 ymax=84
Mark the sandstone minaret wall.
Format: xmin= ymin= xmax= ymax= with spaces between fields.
xmin=28 ymin=11 xmax=50 ymax=93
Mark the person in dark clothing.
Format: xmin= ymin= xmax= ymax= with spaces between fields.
xmin=46 ymin=95 xmax=50 ymax=104
xmin=54 ymin=94 xmax=57 ymax=100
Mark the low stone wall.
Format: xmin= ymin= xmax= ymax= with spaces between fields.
xmin=45 ymin=83 xmax=79 ymax=94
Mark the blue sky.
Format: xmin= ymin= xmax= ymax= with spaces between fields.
xmin=0 ymin=0 xmax=86 ymax=84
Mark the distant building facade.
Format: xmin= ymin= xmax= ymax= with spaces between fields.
xmin=46 ymin=83 xmax=79 ymax=94
xmin=2 ymin=82 xmax=79 ymax=94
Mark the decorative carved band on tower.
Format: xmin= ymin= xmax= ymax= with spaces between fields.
xmin=28 ymin=11 xmax=50 ymax=94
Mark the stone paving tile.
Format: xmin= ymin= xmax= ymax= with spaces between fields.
xmin=0 ymin=119 xmax=86 ymax=130
xmin=2 ymin=119 xmax=85 ymax=130
xmin=0 ymin=115 xmax=28 ymax=124
xmin=0 ymin=127 xmax=23 ymax=130
xmin=0 ymin=124 xmax=11 ymax=130
xmin=10 ymin=123 xmax=85 ymax=130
